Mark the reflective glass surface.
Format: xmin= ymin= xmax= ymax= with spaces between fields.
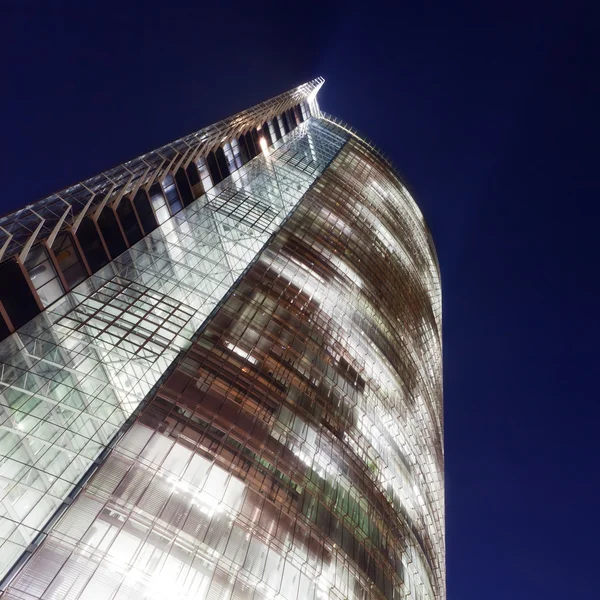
xmin=0 ymin=79 xmax=324 ymax=263
xmin=1 ymin=125 xmax=444 ymax=600
xmin=0 ymin=119 xmax=348 ymax=582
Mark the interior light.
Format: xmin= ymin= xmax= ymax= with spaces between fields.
xmin=225 ymin=341 xmax=258 ymax=364
xmin=259 ymin=137 xmax=269 ymax=156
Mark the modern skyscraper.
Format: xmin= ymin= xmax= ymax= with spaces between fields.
xmin=0 ymin=79 xmax=444 ymax=600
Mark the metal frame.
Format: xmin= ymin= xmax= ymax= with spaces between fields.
xmin=0 ymin=78 xmax=324 ymax=264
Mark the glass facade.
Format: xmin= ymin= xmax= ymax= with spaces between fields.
xmin=0 ymin=82 xmax=444 ymax=600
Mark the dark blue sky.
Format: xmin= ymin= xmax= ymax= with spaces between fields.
xmin=2 ymin=1 xmax=599 ymax=597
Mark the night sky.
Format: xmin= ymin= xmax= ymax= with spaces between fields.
xmin=2 ymin=1 xmax=599 ymax=598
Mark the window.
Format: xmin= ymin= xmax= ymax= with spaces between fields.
xmin=285 ymin=109 xmax=296 ymax=131
xmin=97 ymin=206 xmax=127 ymax=258
xmin=215 ymin=147 xmax=231 ymax=180
xmin=300 ymin=102 xmax=310 ymax=121
xmin=278 ymin=115 xmax=288 ymax=136
xmin=206 ymin=151 xmax=224 ymax=185
xmin=77 ymin=217 xmax=110 ymax=271
xmin=196 ymin=157 xmax=214 ymax=191
xmin=260 ymin=123 xmax=273 ymax=147
xmin=224 ymin=139 xmax=243 ymax=172
xmin=161 ymin=174 xmax=183 ymax=214
xmin=53 ymin=232 xmax=87 ymax=289
xmin=116 ymin=197 xmax=143 ymax=245
xmin=23 ymin=244 xmax=64 ymax=307
xmin=175 ymin=168 xmax=195 ymax=206
xmin=223 ymin=142 xmax=237 ymax=174
xmin=133 ymin=188 xmax=158 ymax=234
xmin=267 ymin=119 xmax=279 ymax=142
xmin=186 ymin=162 xmax=200 ymax=186
xmin=250 ymin=129 xmax=260 ymax=156
xmin=230 ymin=138 xmax=243 ymax=169
xmin=149 ymin=183 xmax=171 ymax=224
xmin=0 ymin=259 xmax=39 ymax=328
xmin=237 ymin=135 xmax=250 ymax=165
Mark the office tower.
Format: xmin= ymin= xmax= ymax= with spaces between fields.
xmin=0 ymin=79 xmax=444 ymax=600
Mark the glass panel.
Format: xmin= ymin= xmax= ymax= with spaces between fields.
xmin=1 ymin=120 xmax=446 ymax=600
xmin=53 ymin=231 xmax=87 ymax=290
xmin=23 ymin=245 xmax=64 ymax=308
xmin=0 ymin=119 xmax=349 ymax=584
xmin=161 ymin=174 xmax=183 ymax=214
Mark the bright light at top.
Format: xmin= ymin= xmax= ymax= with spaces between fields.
xmin=259 ymin=137 xmax=269 ymax=156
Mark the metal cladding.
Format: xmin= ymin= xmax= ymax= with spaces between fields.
xmin=0 ymin=81 xmax=444 ymax=600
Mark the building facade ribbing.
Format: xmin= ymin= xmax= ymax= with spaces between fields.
xmin=0 ymin=79 xmax=444 ymax=600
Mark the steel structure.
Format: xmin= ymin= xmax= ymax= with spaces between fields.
xmin=0 ymin=79 xmax=444 ymax=600
xmin=0 ymin=79 xmax=322 ymax=336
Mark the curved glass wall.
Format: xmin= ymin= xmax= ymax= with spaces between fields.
xmin=1 ymin=121 xmax=443 ymax=600
xmin=0 ymin=118 xmax=348 ymax=584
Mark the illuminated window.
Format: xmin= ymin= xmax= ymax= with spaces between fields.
xmin=196 ymin=156 xmax=214 ymax=191
xmin=149 ymin=182 xmax=171 ymax=224
xmin=23 ymin=244 xmax=64 ymax=307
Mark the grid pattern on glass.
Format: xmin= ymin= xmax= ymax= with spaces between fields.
xmin=0 ymin=80 xmax=323 ymax=264
xmin=1 ymin=421 xmax=369 ymax=600
xmin=1 ymin=125 xmax=443 ymax=600
xmin=0 ymin=118 xmax=349 ymax=583
xmin=0 ymin=98 xmax=317 ymax=350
